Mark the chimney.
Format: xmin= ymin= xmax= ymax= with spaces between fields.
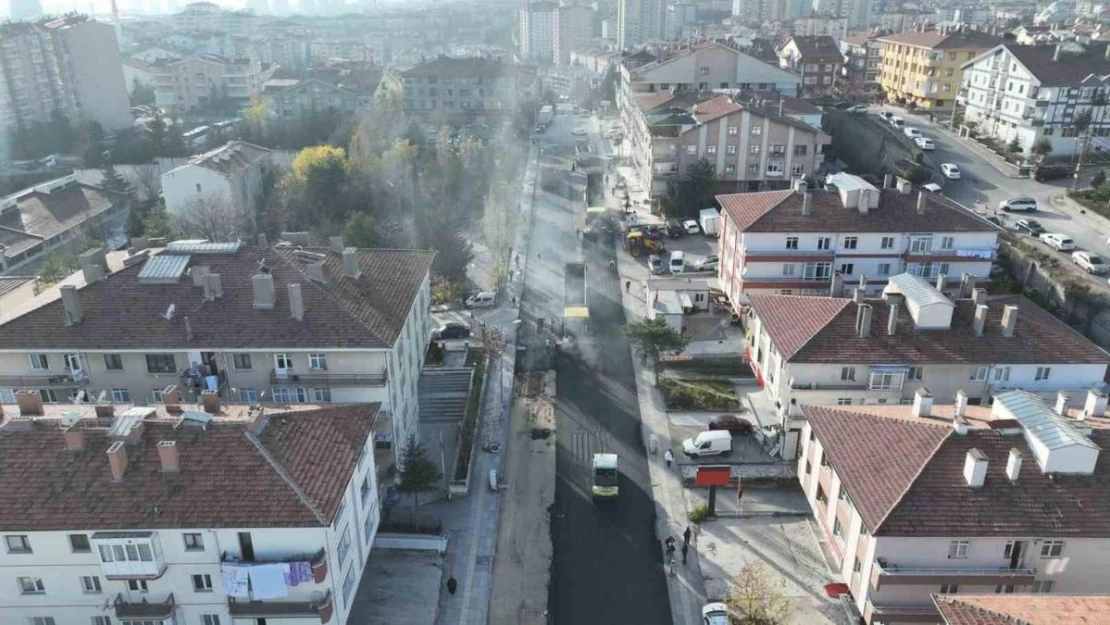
xmin=305 ymin=261 xmax=326 ymax=284
xmin=289 ymin=283 xmax=305 ymax=321
xmin=852 ymin=287 xmax=865 ymax=304
xmin=912 ymin=387 xmax=933 ymax=417
xmin=955 ymin=389 xmax=968 ymax=417
xmin=201 ymin=389 xmax=220 ymax=414
xmin=935 ymin=273 xmax=947 ymax=293
xmin=887 ymin=300 xmax=899 ymax=335
xmin=16 ymin=389 xmax=43 ymax=416
xmin=1001 ymin=305 xmax=1018 ymax=337
xmin=1053 ymin=43 xmax=1062 ymax=61
xmin=192 ymin=265 xmax=211 ymax=287
xmin=64 ymin=426 xmax=85 ymax=451
xmin=107 ymin=440 xmax=128 ymax=482
xmin=329 ymin=236 xmax=345 ymax=254
xmin=79 ymin=248 xmax=106 ymax=283
xmin=163 ymin=385 xmax=182 ymax=407
xmin=342 ymin=248 xmax=361 ymax=279
xmin=129 ymin=237 xmax=148 ymax=254
xmin=157 ymin=440 xmax=180 ymax=472
xmin=802 ymin=192 xmax=812 ymax=215
xmin=856 ymin=304 xmax=872 ymax=338
xmin=1084 ymin=389 xmax=1108 ymax=418
xmin=1055 ymin=391 xmax=1069 ymax=416
xmin=829 ymin=272 xmax=843 ymax=297
xmin=916 ymin=190 xmax=927 ymax=214
xmin=793 ymin=178 xmax=808 ymax=194
xmin=60 ymin=285 xmax=82 ymax=326
xmin=973 ymin=304 xmax=988 ymax=336
xmin=206 ymin=273 xmax=223 ymax=299
xmin=972 ymin=288 xmax=987 ymax=306
xmin=959 ymin=273 xmax=972 ymax=298
xmin=184 ymin=315 xmax=194 ymax=342
xmin=1005 ymin=448 xmax=1022 ymax=483
xmin=897 ymin=178 xmax=913 ymax=194
xmin=252 ymin=273 xmax=276 ymax=309
xmin=247 ymin=406 xmax=269 ymax=435
xmin=257 ymin=233 xmax=269 ymax=247
xmin=963 ymin=448 xmax=988 ymax=487
xmin=883 ymin=173 xmax=893 ymax=189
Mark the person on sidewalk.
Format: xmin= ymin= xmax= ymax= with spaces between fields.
xmin=447 ymin=577 xmax=458 ymax=595
xmin=681 ymin=542 xmax=688 ymax=565
xmin=664 ymin=448 xmax=675 ymax=468
xmin=664 ymin=537 xmax=676 ymax=577
xmin=683 ymin=525 xmax=692 ymax=547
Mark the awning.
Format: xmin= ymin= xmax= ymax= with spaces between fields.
xmin=679 ymin=293 xmax=694 ymax=309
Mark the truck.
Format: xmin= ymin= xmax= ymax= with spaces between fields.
xmin=699 ymin=208 xmax=721 ymax=237
xmin=592 ymin=453 xmax=619 ymax=500
xmin=563 ymin=262 xmax=588 ymax=337
xmin=538 ymin=105 xmax=554 ymax=128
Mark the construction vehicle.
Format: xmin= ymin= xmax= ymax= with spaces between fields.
xmin=624 ymin=231 xmax=665 ymax=257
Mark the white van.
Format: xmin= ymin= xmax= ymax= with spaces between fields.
xmin=465 ymin=291 xmax=497 ymax=308
xmin=889 ymin=116 xmax=905 ymax=128
xmin=682 ymin=430 xmax=732 ymax=458
xmin=669 ymin=250 xmax=685 ymax=274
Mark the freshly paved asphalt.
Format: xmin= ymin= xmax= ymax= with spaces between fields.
xmin=532 ymin=111 xmax=674 ymax=625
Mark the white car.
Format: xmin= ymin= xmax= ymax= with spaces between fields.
xmin=694 ymin=254 xmax=719 ymax=272
xmin=683 ymin=219 xmax=701 ymax=234
xmin=571 ymin=128 xmax=587 ymax=137
xmin=915 ymin=137 xmax=935 ymax=150
xmin=1072 ymin=251 xmax=1108 ymax=274
xmin=941 ymin=163 xmax=961 ymax=179
xmin=846 ymin=104 xmax=868 ymax=113
xmin=701 ymin=602 xmax=730 ymax=625
xmin=1040 ymin=233 xmax=1076 ymax=251
xmin=904 ymin=127 xmax=923 ymax=139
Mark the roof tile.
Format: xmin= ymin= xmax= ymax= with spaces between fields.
xmin=934 ymin=594 xmax=1110 ymax=625
xmin=747 ymin=294 xmax=849 ymax=360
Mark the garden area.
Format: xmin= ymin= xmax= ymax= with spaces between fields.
xmin=660 ymin=377 xmax=741 ymax=411
xmin=453 ymin=353 xmax=486 ymax=482
xmin=1068 ymin=170 xmax=1110 ymax=219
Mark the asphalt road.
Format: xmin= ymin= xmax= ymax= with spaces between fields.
xmin=534 ymin=110 xmax=674 ymax=625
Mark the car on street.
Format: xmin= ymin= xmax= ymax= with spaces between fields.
xmin=683 ymin=219 xmax=701 ymax=234
xmin=999 ymin=197 xmax=1038 ymax=212
xmin=914 ymin=136 xmax=935 ymax=150
xmin=708 ymin=414 xmax=753 ymax=435
xmin=1072 ymin=251 xmax=1109 ymax=274
xmin=571 ymin=128 xmax=587 ymax=137
xmin=1040 ymin=233 xmax=1076 ymax=251
xmin=693 ymin=254 xmax=719 ymax=272
xmin=940 ymin=163 xmax=961 ymax=179
xmin=846 ymin=104 xmax=868 ymax=113
xmin=432 ymin=322 xmax=471 ymax=340
xmin=1016 ymin=218 xmax=1045 ymax=235
xmin=648 ymin=254 xmax=666 ymax=275
xmin=701 ymin=603 xmax=731 ymax=625
xmin=904 ymin=127 xmax=923 ymax=139
xmin=665 ymin=218 xmax=684 ymax=238
xmin=465 ymin=290 xmax=497 ymax=308
xmin=682 ymin=430 xmax=732 ymax=457
xmin=889 ymin=115 xmax=905 ymax=128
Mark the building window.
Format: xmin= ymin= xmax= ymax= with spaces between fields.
xmin=699 ymin=66 xmax=709 ymax=75
xmin=791 ymin=163 xmax=804 ymax=176
xmin=686 ymin=145 xmax=697 ymax=155
xmin=839 ymin=263 xmax=854 ymax=275
xmin=1032 ymin=580 xmax=1054 ymax=593
xmin=770 ymin=144 xmax=786 ymax=156
xmin=969 ymin=366 xmax=988 ymax=381
xmin=103 ymin=354 xmax=124 ymax=370
xmin=183 ymin=533 xmax=204 ymax=551
xmin=1040 ymin=540 xmax=1065 ymax=557
xmin=832 ymin=517 xmax=844 ymax=540
xmin=747 ymin=164 xmax=759 ymax=174
xmin=338 ymin=525 xmax=353 ymax=565
xmin=751 ymin=125 xmax=762 ymax=135
xmin=145 ymin=354 xmax=176 ymax=374
xmin=111 ymin=388 xmax=130 ymax=403
xmin=726 ymin=145 xmax=737 ymax=155
xmin=128 ymin=580 xmax=148 ymax=593
xmin=910 ymin=236 xmax=934 ymax=253
xmin=80 ymin=576 xmax=102 ymax=594
xmin=939 ymin=584 xmax=958 ymax=594
xmin=311 ymin=388 xmax=332 ymax=402
xmin=233 ymin=354 xmax=252 ymax=370
xmin=941 ymin=236 xmax=955 ymax=249
xmin=728 ymin=126 xmax=738 ymax=135
xmin=881 ymin=236 xmax=895 ymax=249
xmin=837 ymin=398 xmax=852 ymax=405
xmin=6 ymin=535 xmax=31 ymax=553
xmin=725 ymin=164 xmax=736 ymax=174
xmin=948 ymin=540 xmax=970 ymax=559
xmin=151 ymin=388 xmax=164 ymax=403
xmin=993 ymin=366 xmax=1010 ymax=382
xmin=1035 ymin=367 xmax=1051 ymax=381
xmin=843 ymin=236 xmax=858 ymax=250
xmin=785 ymin=236 xmax=799 ymax=250
xmin=238 ymin=388 xmax=259 ymax=403
xmin=706 ymin=145 xmax=717 ymax=155
xmin=750 ymin=145 xmax=761 ymax=154
xmin=93 ymin=617 xmax=112 ymax=625
xmin=907 ymin=367 xmax=923 ymax=381
xmin=766 ymin=162 xmax=784 ymax=175
xmin=19 ymin=577 xmax=45 ymax=594
xmin=995 ymin=584 xmax=1016 ymax=594
xmin=192 ymin=574 xmax=213 ymax=592
xmin=29 ymin=354 xmax=49 ymax=371
xmin=794 ymin=145 xmax=808 ymax=156
xmin=69 ymin=534 xmax=91 ymax=553
xmin=802 ymin=262 xmax=832 ymax=280
xmin=309 ymin=354 xmax=328 ymax=370
xmin=840 ymin=367 xmax=855 ymax=381
xmin=817 ymin=237 xmax=831 ymax=250
xmin=782 ymin=264 xmax=796 ymax=277
xmin=877 ymin=263 xmax=891 ymax=276
xmin=272 ymin=387 xmax=307 ymax=403
xmin=29 ymin=619 xmax=55 ymax=625
xmin=869 ymin=371 xmax=903 ymax=390
xmin=203 ymin=616 xmax=222 ymax=625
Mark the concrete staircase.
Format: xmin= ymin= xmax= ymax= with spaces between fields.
xmin=418 ymin=367 xmax=474 ymax=423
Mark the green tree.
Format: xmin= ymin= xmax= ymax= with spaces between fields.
xmin=396 ymin=433 xmax=441 ymax=530
xmin=342 ymin=212 xmax=378 ymax=247
xmin=664 ymin=159 xmax=718 ymax=218
xmin=1032 ymin=137 xmax=1053 ymax=163
xmin=99 ymin=164 xmax=133 ymax=199
xmin=1092 ymin=170 xmax=1107 ymax=190
xmin=623 ymin=318 xmax=690 ymax=367
xmin=281 ymin=145 xmax=354 ymax=228
xmin=39 ymin=250 xmax=78 ymax=285
xmin=142 ymin=202 xmax=172 ymax=240
xmin=727 ymin=561 xmax=794 ymax=625
xmin=1008 ymin=135 xmax=1022 ymax=154
xmin=130 ymin=78 xmax=155 ymax=106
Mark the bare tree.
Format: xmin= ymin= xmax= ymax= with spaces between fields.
xmin=172 ymin=195 xmax=245 ymax=242
xmin=727 ymin=561 xmax=794 ymax=625
xmin=132 ymin=163 xmax=161 ymax=204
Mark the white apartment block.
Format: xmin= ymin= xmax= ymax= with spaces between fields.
xmin=961 ymin=41 xmax=1110 ymax=158
xmin=743 ymin=275 xmax=1110 ymax=458
xmin=161 ymin=141 xmax=272 ymax=230
xmin=717 ymin=174 xmax=998 ymax=301
xmin=150 ymin=54 xmax=264 ymax=113
xmin=520 ymin=1 xmax=558 ymax=64
xmin=0 ymin=396 xmax=384 ymax=625
xmin=555 ymin=4 xmax=596 ymax=65
xmin=0 ymin=240 xmax=434 ymax=466
xmin=798 ymin=391 xmax=1110 ymax=624
xmin=617 ymin=0 xmax=665 ymax=49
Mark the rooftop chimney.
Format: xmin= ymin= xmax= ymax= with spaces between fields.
xmin=342 ymin=248 xmax=361 ymax=279
xmin=289 ymin=283 xmax=305 ymax=321
xmin=192 ymin=265 xmax=210 ymax=287
xmin=79 ymin=248 xmax=107 ymax=283
xmin=887 ymin=300 xmax=900 ymax=335
xmin=184 ymin=315 xmax=194 ymax=341
xmin=95 ymin=404 xmax=114 ymax=419
xmin=1084 ymin=389 xmax=1108 ymax=419
xmin=1053 ymin=43 xmax=1062 ymax=61
xmin=16 ymin=389 xmax=43 ymax=416
xmin=912 ymin=387 xmax=933 ymax=417
xmin=972 ymin=288 xmax=987 ymax=306
xmin=252 ymin=273 xmax=276 ymax=310
xmin=201 ymin=389 xmax=220 ymax=414
xmin=1055 ymin=391 xmax=1069 ymax=416
xmin=793 ymin=178 xmax=808 ymax=194
xmin=916 ymin=190 xmax=927 ymax=214
xmin=107 ymin=440 xmax=128 ymax=482
xmin=129 ymin=237 xmax=148 ymax=255
xmin=830 ymin=272 xmax=843 ymax=297
xmin=935 ymin=273 xmax=947 ymax=294
xmin=60 ymin=285 xmax=82 ymax=326
xmin=955 ymin=389 xmax=968 ymax=417
xmin=1005 ymin=448 xmax=1022 ymax=483
xmin=852 ymin=287 xmax=865 ymax=304
xmin=898 ymin=178 xmax=913 ymax=194
xmin=959 ymin=273 xmax=972 ymax=298
xmin=306 ymin=261 xmax=326 ymax=284
xmin=802 ymin=192 xmax=812 ymax=215
xmin=883 ymin=173 xmax=893 ymax=189
xmin=1001 ymin=305 xmax=1018 ymax=337
xmin=257 ymin=233 xmax=269 ymax=247
xmin=206 ymin=273 xmax=223 ymax=299
xmin=64 ymin=426 xmax=85 ymax=451
xmin=247 ymin=406 xmax=269 ymax=435
xmin=157 ymin=440 xmax=179 ymax=472
xmin=963 ymin=448 xmax=988 ymax=487
xmin=973 ymin=304 xmax=988 ymax=336
xmin=856 ymin=303 xmax=872 ymax=338
xmin=163 ymin=385 xmax=182 ymax=410
xmin=329 ymin=236 xmax=345 ymax=254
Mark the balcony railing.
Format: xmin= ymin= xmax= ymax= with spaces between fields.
xmin=228 ymin=589 xmax=333 ymax=621
xmin=115 ymin=593 xmax=175 ymax=620
xmin=790 ymin=380 xmax=869 ymax=390
xmin=221 ymin=548 xmax=328 ymax=584
xmin=866 ymin=601 xmax=939 ymax=623
xmin=871 ymin=561 xmax=1036 ymax=590
xmin=269 ymin=369 xmax=388 ymax=387
xmin=0 ymin=373 xmax=85 ymax=388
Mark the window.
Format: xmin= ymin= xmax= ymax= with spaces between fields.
xmin=29 ymin=354 xmax=48 ymax=371
xmin=804 ymin=76 xmax=817 ymax=85
xmin=785 ymin=236 xmax=799 ymax=249
xmin=839 ymin=263 xmax=854 ymax=275
xmin=995 ymin=584 xmax=1016 ymax=594
xmin=127 ymin=580 xmax=148 ymax=593
xmin=1035 ymin=367 xmax=1051 ymax=381
xmin=751 ymin=125 xmax=762 ymax=135
xmin=817 ymin=237 xmax=831 ymax=250
xmin=746 ymin=164 xmax=758 ymax=174
xmin=203 ymin=616 xmax=222 ymax=625
xmin=19 ymin=577 xmax=44 ymax=594
xmin=1040 ymin=540 xmax=1065 ymax=557
xmin=699 ymin=66 xmax=709 ymax=75
xmin=840 ymin=367 xmax=855 ymax=381
xmin=103 ymin=354 xmax=123 ymax=370
xmin=782 ymin=264 xmax=796 ymax=276
xmin=195 ymin=183 xmax=202 ymax=192
xmin=238 ymin=388 xmax=259 ymax=403
xmin=750 ymin=145 xmax=761 ymax=154
xmin=802 ymin=262 xmax=832 ymax=280
xmin=111 ymin=388 xmax=130 ymax=403
xmin=770 ymin=144 xmax=786 ymax=156
xmin=793 ymin=145 xmax=807 ymax=156
xmin=311 ymin=388 xmax=332 ymax=402
xmin=728 ymin=126 xmax=738 ymax=135
xmin=910 ymin=237 xmax=933 ymax=253
xmin=843 ymin=237 xmax=858 ymax=250
xmin=29 ymin=619 xmax=55 ymax=625
xmin=969 ymin=366 xmax=988 ymax=381
xmin=150 ymin=388 xmax=164 ymax=403
xmin=272 ymin=387 xmax=307 ymax=403
xmin=1032 ymin=580 xmax=1054 ymax=593
xmin=791 ymin=164 xmax=804 ymax=176
xmin=766 ymin=162 xmax=784 ymax=175
xmin=6 ymin=535 xmax=31 ymax=553
xmin=832 ymin=517 xmax=844 ymax=539
xmin=233 ymin=354 xmax=252 ymax=370
xmin=948 ymin=540 xmax=970 ymax=559
xmin=145 ymin=354 xmax=176 ymax=374
xmin=192 ymin=573 xmax=213 ymax=592
xmin=869 ymin=371 xmax=904 ymax=390
xmin=726 ymin=145 xmax=737 ymax=155
xmin=183 ymin=533 xmax=204 ymax=551
xmin=881 ymin=236 xmax=895 ymax=249
xmin=877 ymin=263 xmax=891 ymax=276
xmin=907 ymin=367 xmax=924 ymax=381
xmin=80 ymin=575 xmax=102 ymax=594
xmin=93 ymin=617 xmax=112 ymax=625
xmin=725 ymin=164 xmax=735 ymax=174
xmin=993 ymin=367 xmax=1011 ymax=382
xmin=837 ymin=398 xmax=852 ymax=405
xmin=337 ymin=525 xmax=353 ymax=565
xmin=342 ymin=566 xmax=357 ymax=607
xmin=939 ymin=584 xmax=959 ymax=594
xmin=309 ymin=353 xmax=328 ymax=370
xmin=69 ymin=534 xmax=90 ymax=552
xmin=0 ymin=389 xmax=12 ymax=404
xmin=704 ymin=145 xmax=716 ymax=155
xmin=941 ymin=236 xmax=955 ymax=249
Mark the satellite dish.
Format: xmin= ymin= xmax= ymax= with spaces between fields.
xmin=96 ymin=390 xmax=107 ymax=403
xmin=59 ymin=411 xmax=81 ymax=427
xmin=73 ymin=392 xmax=85 ymax=405
xmin=163 ymin=303 xmax=176 ymax=321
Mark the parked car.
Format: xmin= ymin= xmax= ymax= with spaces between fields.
xmin=683 ymin=219 xmax=701 ymax=235
xmin=940 ymin=163 xmax=961 ymax=179
xmin=1072 ymin=251 xmax=1109 ymax=274
xmin=465 ymin=290 xmax=497 ymax=308
xmin=904 ymin=127 xmax=923 ymax=139
xmin=665 ymin=218 xmax=684 ymax=238
xmin=682 ymin=430 xmax=732 ymax=457
xmin=708 ymin=414 xmax=753 ymax=435
xmin=1016 ymin=219 xmax=1045 ymax=235
xmin=1033 ymin=164 xmax=1072 ymax=182
xmin=693 ymin=254 xmax=719 ymax=272
xmin=571 ymin=128 xmax=587 ymax=137
xmin=986 ymin=216 xmax=1003 ymax=227
xmin=701 ymin=603 xmax=731 ymax=625
xmin=846 ymin=104 xmax=868 ymax=113
xmin=999 ymin=197 xmax=1038 ymax=212
xmin=648 ymin=254 xmax=667 ymax=275
xmin=914 ymin=137 xmax=935 ymax=150
xmin=889 ymin=116 xmax=905 ymax=128
xmin=669 ymin=250 xmax=686 ymax=273
xmin=432 ymin=322 xmax=471 ymax=340
xmin=1040 ymin=233 xmax=1076 ymax=251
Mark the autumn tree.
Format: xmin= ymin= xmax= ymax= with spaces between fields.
xmin=727 ymin=562 xmax=794 ymax=625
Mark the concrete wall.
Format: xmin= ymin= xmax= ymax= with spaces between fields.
xmin=823 ymin=111 xmax=937 ymax=181
xmin=373 ymin=533 xmax=449 ymax=553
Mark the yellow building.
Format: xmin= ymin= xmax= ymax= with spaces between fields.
xmin=877 ymin=25 xmax=1000 ymax=110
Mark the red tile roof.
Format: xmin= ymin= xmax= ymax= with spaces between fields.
xmin=692 ymin=95 xmax=743 ymax=123
xmin=933 ymin=594 xmax=1110 ymax=625
xmin=747 ymin=294 xmax=849 ymax=360
xmin=0 ymin=404 xmax=379 ymax=530
xmin=717 ymin=189 xmax=793 ymax=231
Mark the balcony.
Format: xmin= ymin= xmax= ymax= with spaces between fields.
xmin=904 ymin=248 xmax=994 ymax=261
xmin=0 ymin=373 xmax=86 ymax=388
xmin=865 ymin=601 xmax=939 ymax=624
xmin=871 ymin=561 xmax=1036 ymax=590
xmin=114 ymin=592 xmax=175 ymax=620
xmin=221 ymin=548 xmax=328 ymax=584
xmin=790 ymin=380 xmax=869 ymax=390
xmin=270 ymin=368 xmax=388 ymax=387
xmin=228 ymin=589 xmax=333 ymax=622
xmin=91 ymin=531 xmax=167 ymax=580
xmin=652 ymin=162 xmax=677 ymax=175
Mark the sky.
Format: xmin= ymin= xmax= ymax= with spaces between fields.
xmin=1 ymin=0 xmax=250 ymax=18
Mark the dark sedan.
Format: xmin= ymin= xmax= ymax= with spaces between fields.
xmin=708 ymin=414 xmax=753 ymax=435
xmin=432 ymin=322 xmax=471 ymax=340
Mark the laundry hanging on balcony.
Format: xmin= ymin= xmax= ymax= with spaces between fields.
xmin=221 ymin=564 xmax=250 ymax=598
xmin=248 ymin=563 xmax=289 ymax=599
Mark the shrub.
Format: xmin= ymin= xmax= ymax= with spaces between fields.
xmin=689 ymin=504 xmax=710 ymax=523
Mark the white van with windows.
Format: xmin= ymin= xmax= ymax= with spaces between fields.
xmin=669 ymin=251 xmax=685 ymax=274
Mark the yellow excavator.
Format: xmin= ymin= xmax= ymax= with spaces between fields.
xmin=624 ymin=231 xmax=665 ymax=257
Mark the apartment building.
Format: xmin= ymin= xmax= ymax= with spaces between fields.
xmin=616 ymin=0 xmax=665 ymax=49
xmin=400 ymin=56 xmax=528 ymax=119
xmin=716 ymin=174 xmax=998 ymax=301
xmin=555 ymin=4 xmax=597 ymax=65
xmin=798 ymin=391 xmax=1110 ymax=624
xmin=961 ymin=41 xmax=1110 ymax=158
xmin=0 ymin=396 xmax=383 ymax=625
xmin=519 ymin=1 xmax=558 ymax=64
xmin=777 ymin=35 xmax=844 ymax=96
xmin=0 ymin=17 xmax=131 ymax=131
xmin=0 ymin=240 xmax=435 ymax=465
xmin=793 ymin=15 xmax=849 ymax=41
xmin=663 ymin=2 xmax=696 ymax=40
xmin=0 ymin=175 xmax=130 ymax=276
xmin=744 ymin=276 xmax=1109 ymax=457
xmin=627 ymin=92 xmax=829 ymax=198
xmin=161 ymin=141 xmax=272 ymax=231
xmin=150 ymin=54 xmax=264 ymax=113
xmin=840 ymin=31 xmax=883 ymax=86
xmin=262 ymin=79 xmax=373 ymax=118
xmin=877 ymin=25 xmax=1000 ymax=110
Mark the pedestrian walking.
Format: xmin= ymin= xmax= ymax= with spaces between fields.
xmin=681 ymin=542 xmax=689 ymax=565
xmin=447 ymin=577 xmax=458 ymax=595
xmin=625 ymin=279 xmax=631 ymax=292
xmin=511 ymin=295 xmax=517 ymax=306
xmin=664 ymin=536 xmax=676 ymax=576
xmin=683 ymin=526 xmax=692 ymax=546
xmin=664 ymin=448 xmax=675 ymax=468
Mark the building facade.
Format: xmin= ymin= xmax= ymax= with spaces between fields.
xmin=519 ymin=1 xmax=557 ymax=64
xmin=261 ymin=79 xmax=373 ymax=118
xmin=555 ymin=4 xmax=596 ymax=64
xmin=777 ymin=35 xmax=844 ymax=96
xmin=617 ymin=0 xmax=665 ymax=49
xmin=160 ymin=141 xmax=272 ymax=231
xmin=840 ymin=31 xmax=883 ymax=86
xmin=877 ymin=25 xmax=1000 ymax=110
xmin=400 ymin=56 xmax=529 ymax=119
xmin=150 ymin=54 xmax=264 ymax=113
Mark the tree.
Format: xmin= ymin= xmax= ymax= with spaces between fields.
xmin=39 ymin=250 xmax=78 ymax=285
xmin=1007 ymin=135 xmax=1022 ymax=154
xmin=727 ymin=562 xmax=794 ymax=625
xmin=99 ymin=164 xmax=133 ymax=199
xmin=142 ymin=201 xmax=173 ymax=240
xmin=623 ymin=318 xmax=690 ymax=367
xmin=132 ymin=163 xmax=161 ymax=204
xmin=282 ymin=145 xmax=354 ymax=228
xmin=130 ymin=78 xmax=156 ymax=106
xmin=1032 ymin=137 xmax=1053 ymax=163
xmin=1092 ymin=170 xmax=1107 ymax=190
xmin=663 ymin=159 xmax=718 ymax=218
xmin=396 ymin=433 xmax=441 ymax=530
xmin=172 ymin=195 xmax=244 ymax=242
xmin=342 ymin=212 xmax=378 ymax=247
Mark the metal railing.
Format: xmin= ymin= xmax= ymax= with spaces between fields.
xmin=0 ymin=374 xmax=83 ymax=388
xmin=269 ymin=369 xmax=388 ymax=387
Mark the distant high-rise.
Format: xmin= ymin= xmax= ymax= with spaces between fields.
xmin=555 ymin=4 xmax=595 ymax=64
xmin=519 ymin=1 xmax=558 ymax=64
xmin=617 ymin=0 xmax=665 ymax=49
xmin=9 ymin=0 xmax=44 ymax=21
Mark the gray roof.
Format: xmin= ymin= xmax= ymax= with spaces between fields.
xmin=885 ymin=273 xmax=954 ymax=309
xmin=993 ymin=391 xmax=1101 ymax=452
